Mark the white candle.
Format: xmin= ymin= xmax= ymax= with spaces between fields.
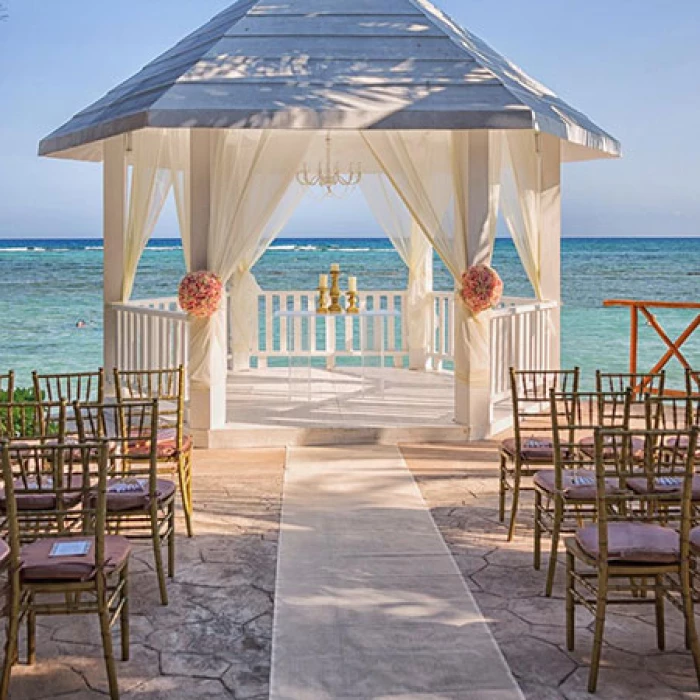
xmin=319 ymin=274 xmax=328 ymax=288
xmin=330 ymin=263 xmax=340 ymax=273
xmin=348 ymin=276 xmax=357 ymax=292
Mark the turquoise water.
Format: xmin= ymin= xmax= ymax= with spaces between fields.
xmin=0 ymin=237 xmax=697 ymax=388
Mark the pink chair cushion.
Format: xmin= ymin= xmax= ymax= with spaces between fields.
xmin=20 ymin=536 xmax=131 ymax=582
xmin=576 ymin=522 xmax=679 ymax=564
xmin=104 ymin=478 xmax=176 ymax=512
xmin=501 ymin=437 xmax=555 ymax=462
xmin=534 ymin=469 xmax=622 ymax=500
xmin=127 ymin=428 xmax=193 ymax=459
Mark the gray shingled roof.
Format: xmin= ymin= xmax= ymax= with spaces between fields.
xmin=38 ymin=0 xmax=620 ymax=159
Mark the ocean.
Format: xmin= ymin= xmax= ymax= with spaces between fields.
xmin=0 ymin=237 xmax=698 ymax=389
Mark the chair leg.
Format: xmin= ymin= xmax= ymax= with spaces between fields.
xmin=654 ymin=574 xmax=665 ymax=651
xmin=498 ymin=454 xmax=507 ymax=523
xmin=545 ymin=500 xmax=563 ymax=597
xmin=96 ymin=578 xmax=120 ymax=700
xmin=588 ymin=571 xmax=609 ymax=694
xmin=534 ymin=490 xmax=542 ymax=571
xmin=168 ymin=501 xmax=176 ymax=579
xmin=120 ymin=565 xmax=130 ymax=662
xmin=566 ymin=550 xmax=576 ymax=651
xmin=151 ymin=515 xmax=168 ymax=606
xmin=681 ymin=565 xmax=700 ymax=688
xmin=177 ymin=454 xmax=194 ymax=538
xmin=507 ymin=462 xmax=522 ymax=542
xmin=26 ymin=607 xmax=36 ymax=666
xmin=0 ymin=583 xmax=21 ymax=700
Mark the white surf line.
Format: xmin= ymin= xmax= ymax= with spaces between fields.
xmin=271 ymin=444 xmax=524 ymax=700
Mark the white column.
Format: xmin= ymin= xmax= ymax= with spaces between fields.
xmin=103 ymin=135 xmax=127 ymax=392
xmin=187 ymin=130 xmax=228 ymax=441
xmin=538 ymin=133 xmax=562 ymax=369
xmin=454 ymin=131 xmax=493 ymax=439
xmin=407 ymin=223 xmax=434 ymax=371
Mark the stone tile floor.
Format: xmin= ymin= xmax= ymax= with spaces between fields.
xmin=5 ymin=448 xmax=284 ymax=699
xmin=402 ymin=442 xmax=700 ymax=700
xmin=5 ymin=440 xmax=700 ymax=699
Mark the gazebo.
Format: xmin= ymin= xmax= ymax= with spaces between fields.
xmin=39 ymin=0 xmax=620 ymax=446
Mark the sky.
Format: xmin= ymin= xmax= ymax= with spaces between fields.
xmin=1 ymin=0 xmax=699 ymax=239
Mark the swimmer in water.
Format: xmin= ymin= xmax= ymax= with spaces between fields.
xmin=76 ymin=320 xmax=87 ymax=328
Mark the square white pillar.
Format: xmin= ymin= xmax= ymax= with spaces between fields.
xmin=538 ymin=133 xmax=562 ymax=369
xmin=187 ymin=130 xmax=228 ymax=443
xmin=454 ymin=131 xmax=493 ymax=439
xmin=103 ymin=136 xmax=127 ymax=393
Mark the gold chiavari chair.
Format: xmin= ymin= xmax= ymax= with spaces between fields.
xmin=687 ymin=368 xmax=700 ymax=397
xmin=0 ymin=372 xmax=14 ymax=401
xmin=113 ymin=366 xmax=193 ymax=537
xmin=565 ymin=426 xmax=700 ymax=693
xmin=74 ymin=399 xmax=175 ymax=605
xmin=0 ymin=441 xmax=131 ymax=700
xmin=535 ymin=389 xmax=632 ymax=596
xmin=499 ymin=367 xmax=580 ymax=541
xmin=596 ymin=369 xmax=665 ymax=429
xmin=0 ymin=401 xmax=66 ymax=442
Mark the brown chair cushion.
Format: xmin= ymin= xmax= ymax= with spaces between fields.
xmin=689 ymin=527 xmax=700 ymax=553
xmin=128 ymin=428 xmax=193 ymax=459
xmin=665 ymin=436 xmax=700 ymax=457
xmin=20 ymin=536 xmax=131 ymax=582
xmin=627 ymin=475 xmax=700 ymax=500
xmin=576 ymin=522 xmax=680 ymax=564
xmin=578 ymin=435 xmax=646 ymax=460
xmin=0 ymin=475 xmax=83 ymax=511
xmin=533 ymin=469 xmax=624 ymax=500
xmin=501 ymin=437 xmax=555 ymax=462
xmin=104 ymin=478 xmax=176 ymax=512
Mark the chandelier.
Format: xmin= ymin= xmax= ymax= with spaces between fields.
xmin=296 ymin=132 xmax=362 ymax=198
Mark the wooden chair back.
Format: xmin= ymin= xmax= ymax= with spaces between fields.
xmin=33 ymin=369 xmax=105 ymax=405
xmin=113 ymin=367 xmax=185 ymax=453
xmin=0 ymin=440 xmax=109 ymax=545
xmin=593 ymin=426 xmax=698 ymax=556
xmin=0 ymin=401 xmax=66 ymax=442
xmin=596 ymin=370 xmax=665 ymax=398
xmin=510 ymin=368 xmax=580 ymax=445
xmin=646 ymin=395 xmax=700 ymax=432
xmin=687 ymin=369 xmax=700 ymax=397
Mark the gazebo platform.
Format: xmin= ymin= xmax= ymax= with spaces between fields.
xmin=212 ymin=367 xmax=511 ymax=449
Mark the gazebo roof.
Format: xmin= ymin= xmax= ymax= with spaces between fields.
xmin=39 ymin=0 xmax=620 ymax=161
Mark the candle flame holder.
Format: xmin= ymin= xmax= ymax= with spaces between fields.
xmin=316 ymin=285 xmax=329 ymax=314
xmin=347 ymin=290 xmax=359 ymax=314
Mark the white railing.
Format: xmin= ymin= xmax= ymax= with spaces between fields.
xmin=111 ymin=292 xmax=558 ymax=405
xmin=112 ymin=298 xmax=189 ymax=373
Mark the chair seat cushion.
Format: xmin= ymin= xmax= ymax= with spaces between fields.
xmin=578 ymin=435 xmax=646 ymax=460
xmin=576 ymin=522 xmax=679 ymax=564
xmin=627 ymin=475 xmax=700 ymax=499
xmin=105 ymin=478 xmax=176 ymax=512
xmin=666 ymin=436 xmax=700 ymax=457
xmin=0 ymin=475 xmax=83 ymax=512
xmin=128 ymin=428 xmax=193 ymax=459
xmin=0 ymin=539 xmax=10 ymax=567
xmin=20 ymin=535 xmax=131 ymax=582
xmin=689 ymin=527 xmax=700 ymax=553
xmin=533 ymin=469 xmax=623 ymax=500
xmin=501 ymin=437 xmax=555 ymax=462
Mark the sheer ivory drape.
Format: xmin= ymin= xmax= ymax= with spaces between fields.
xmin=500 ymin=130 xmax=543 ymax=299
xmin=362 ymin=131 xmax=502 ymax=389
xmin=167 ymin=130 xmax=192 ymax=272
xmin=189 ymin=130 xmax=312 ymax=384
xmin=122 ymin=132 xmax=172 ymax=300
xmin=360 ymin=174 xmax=433 ymax=369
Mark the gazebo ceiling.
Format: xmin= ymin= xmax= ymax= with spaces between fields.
xmin=39 ymin=0 xmax=620 ymax=161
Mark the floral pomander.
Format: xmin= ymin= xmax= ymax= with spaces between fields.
xmin=460 ymin=265 xmax=503 ymax=315
xmin=178 ymin=271 xmax=223 ymax=318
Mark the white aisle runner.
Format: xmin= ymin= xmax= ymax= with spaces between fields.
xmin=270 ymin=445 xmax=523 ymax=699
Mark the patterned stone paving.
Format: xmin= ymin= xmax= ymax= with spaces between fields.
xmin=5 ymin=448 xmax=284 ymax=700
xmin=401 ymin=442 xmax=700 ymax=700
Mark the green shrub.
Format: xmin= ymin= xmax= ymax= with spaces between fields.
xmin=0 ymin=387 xmax=51 ymax=438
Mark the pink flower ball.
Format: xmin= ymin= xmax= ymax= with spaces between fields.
xmin=178 ymin=271 xmax=223 ymax=318
xmin=460 ymin=265 xmax=503 ymax=315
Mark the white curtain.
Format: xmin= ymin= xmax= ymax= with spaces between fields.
xmin=167 ymin=130 xmax=192 ymax=272
xmin=360 ymin=174 xmax=433 ymax=369
xmin=500 ymin=130 xmax=543 ymax=299
xmin=122 ymin=131 xmax=172 ymax=300
xmin=362 ymin=130 xmax=502 ymax=393
xmin=189 ymin=130 xmax=312 ymax=384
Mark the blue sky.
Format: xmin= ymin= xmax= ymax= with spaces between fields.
xmin=1 ymin=0 xmax=699 ymax=239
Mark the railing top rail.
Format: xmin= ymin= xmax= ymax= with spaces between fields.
xmin=111 ymin=302 xmax=188 ymax=321
xmin=604 ymin=299 xmax=700 ymax=310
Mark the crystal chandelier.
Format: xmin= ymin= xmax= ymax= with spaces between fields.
xmin=296 ymin=132 xmax=362 ymax=198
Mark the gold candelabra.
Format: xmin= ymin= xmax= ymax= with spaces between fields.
xmin=316 ymin=285 xmax=329 ymax=314
xmin=329 ymin=267 xmax=343 ymax=314
xmin=347 ymin=291 xmax=359 ymax=314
